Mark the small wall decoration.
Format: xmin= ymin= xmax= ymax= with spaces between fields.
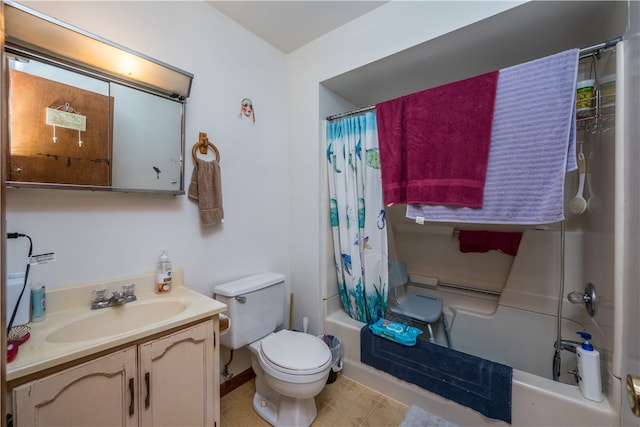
xmin=46 ymin=103 xmax=86 ymax=147
xmin=239 ymin=98 xmax=255 ymax=123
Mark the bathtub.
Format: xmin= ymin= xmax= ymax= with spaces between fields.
xmin=323 ymin=285 xmax=620 ymax=426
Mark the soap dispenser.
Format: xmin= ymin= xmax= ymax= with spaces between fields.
xmin=576 ymin=331 xmax=603 ymax=402
xmin=155 ymin=250 xmax=172 ymax=294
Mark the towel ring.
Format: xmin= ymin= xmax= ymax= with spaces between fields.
xmin=192 ymin=132 xmax=220 ymax=163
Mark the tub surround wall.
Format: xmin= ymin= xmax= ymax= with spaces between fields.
xmin=324 ymin=242 xmax=621 ymax=424
xmin=391 ymin=228 xmax=587 ymax=318
xmin=499 ymin=230 xmax=584 ymax=318
xmin=347 ymin=228 xmax=601 ymax=381
xmin=323 ymin=224 xmax=620 ymax=423
xmin=388 ymin=212 xmax=514 ymax=294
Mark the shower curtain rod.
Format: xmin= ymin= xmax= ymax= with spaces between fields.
xmin=325 ymin=105 xmax=376 ymax=122
xmin=325 ymin=36 xmax=622 ymax=122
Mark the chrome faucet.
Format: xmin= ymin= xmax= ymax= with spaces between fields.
xmin=109 ymin=290 xmax=126 ymax=305
xmin=555 ymin=339 xmax=582 ymax=353
xmin=91 ymin=284 xmax=137 ymax=309
xmin=553 ymin=338 xmax=582 ymax=382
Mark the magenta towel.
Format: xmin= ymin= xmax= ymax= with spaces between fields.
xmin=376 ymin=71 xmax=499 ymax=207
xmin=458 ymin=230 xmax=523 ymax=256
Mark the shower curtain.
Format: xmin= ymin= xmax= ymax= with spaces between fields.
xmin=326 ymin=112 xmax=388 ymax=324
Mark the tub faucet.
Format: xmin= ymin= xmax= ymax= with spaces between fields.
xmin=553 ymin=338 xmax=582 ymax=381
xmin=555 ymin=339 xmax=581 ymax=353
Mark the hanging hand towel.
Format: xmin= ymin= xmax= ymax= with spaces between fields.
xmin=376 ymin=71 xmax=499 ymax=207
xmin=458 ymin=230 xmax=523 ymax=256
xmin=188 ymin=160 xmax=224 ymax=225
xmin=407 ymin=48 xmax=579 ymax=225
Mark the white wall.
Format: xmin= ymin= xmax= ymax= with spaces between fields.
xmin=6 ymin=2 xmax=290 ymax=302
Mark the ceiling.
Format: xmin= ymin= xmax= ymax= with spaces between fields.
xmin=205 ymin=1 xmax=388 ymax=53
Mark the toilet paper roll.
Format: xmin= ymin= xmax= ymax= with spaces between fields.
xmin=219 ymin=313 xmax=230 ymax=335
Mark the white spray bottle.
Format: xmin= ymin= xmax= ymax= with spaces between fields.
xmin=576 ymin=331 xmax=603 ymax=402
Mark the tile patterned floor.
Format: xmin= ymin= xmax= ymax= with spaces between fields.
xmin=220 ymin=374 xmax=409 ymax=427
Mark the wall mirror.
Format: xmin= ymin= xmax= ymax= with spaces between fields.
xmin=4 ymin=1 xmax=193 ymax=194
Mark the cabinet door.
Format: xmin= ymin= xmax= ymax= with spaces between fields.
xmin=13 ymin=346 xmax=138 ymax=427
xmin=138 ymin=319 xmax=217 ymax=426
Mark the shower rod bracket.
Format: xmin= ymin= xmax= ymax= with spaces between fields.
xmin=567 ymin=282 xmax=598 ymax=317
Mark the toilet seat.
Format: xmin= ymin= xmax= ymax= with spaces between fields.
xmin=260 ymin=330 xmax=331 ymax=375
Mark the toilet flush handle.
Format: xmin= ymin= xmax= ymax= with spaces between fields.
xmin=235 ymin=295 xmax=247 ymax=304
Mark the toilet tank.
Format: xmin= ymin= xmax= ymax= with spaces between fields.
xmin=213 ymin=272 xmax=286 ymax=350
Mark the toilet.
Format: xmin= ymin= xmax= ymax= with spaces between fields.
xmin=214 ymin=272 xmax=332 ymax=427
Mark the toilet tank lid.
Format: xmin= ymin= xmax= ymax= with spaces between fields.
xmin=213 ymin=272 xmax=286 ymax=297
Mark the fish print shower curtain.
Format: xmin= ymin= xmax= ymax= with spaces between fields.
xmin=326 ymin=112 xmax=388 ymax=324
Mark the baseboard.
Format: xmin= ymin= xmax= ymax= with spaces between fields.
xmin=220 ymin=368 xmax=256 ymax=397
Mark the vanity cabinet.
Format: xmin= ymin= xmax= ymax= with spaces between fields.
xmin=139 ymin=319 xmax=217 ymax=426
xmin=11 ymin=319 xmax=218 ymax=427
xmin=13 ymin=346 xmax=138 ymax=426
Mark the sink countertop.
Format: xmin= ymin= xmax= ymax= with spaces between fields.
xmin=7 ymin=269 xmax=227 ymax=382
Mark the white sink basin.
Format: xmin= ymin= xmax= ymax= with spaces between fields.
xmin=46 ymin=300 xmax=189 ymax=343
xmin=6 ymin=271 xmax=228 ymax=383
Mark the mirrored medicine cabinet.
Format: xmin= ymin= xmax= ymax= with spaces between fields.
xmin=3 ymin=1 xmax=194 ymax=194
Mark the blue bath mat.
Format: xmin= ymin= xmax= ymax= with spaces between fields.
xmin=360 ymin=326 xmax=512 ymax=424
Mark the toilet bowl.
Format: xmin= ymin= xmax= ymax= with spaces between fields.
xmin=213 ymin=273 xmax=332 ymax=427
xmin=249 ymin=330 xmax=332 ymax=427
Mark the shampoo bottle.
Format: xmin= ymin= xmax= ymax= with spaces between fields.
xmin=576 ymin=331 xmax=603 ymax=402
xmin=155 ymin=250 xmax=172 ymax=294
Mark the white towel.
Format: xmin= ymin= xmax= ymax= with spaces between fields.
xmin=407 ymin=49 xmax=579 ymax=225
